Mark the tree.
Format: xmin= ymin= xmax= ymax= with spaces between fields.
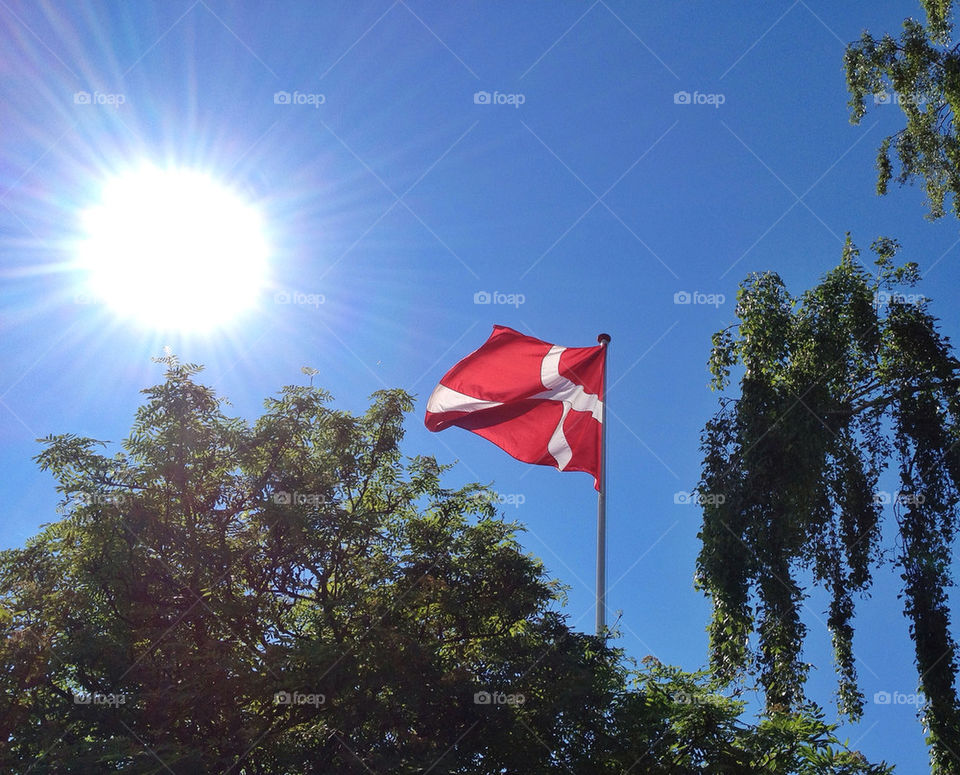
xmin=845 ymin=1 xmax=960 ymax=220
xmin=0 ymin=356 xmax=889 ymax=772
xmin=611 ymin=658 xmax=892 ymax=775
xmin=697 ymin=235 xmax=960 ymax=773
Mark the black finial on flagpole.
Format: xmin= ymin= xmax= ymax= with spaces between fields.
xmin=597 ymin=333 xmax=611 ymax=345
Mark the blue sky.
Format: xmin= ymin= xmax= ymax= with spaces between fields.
xmin=3 ymin=1 xmax=960 ymax=769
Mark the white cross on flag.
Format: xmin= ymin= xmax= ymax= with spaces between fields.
xmin=424 ymin=325 xmax=605 ymax=489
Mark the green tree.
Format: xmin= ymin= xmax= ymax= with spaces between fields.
xmin=697 ymin=236 xmax=960 ymax=773
xmin=611 ymin=658 xmax=891 ymax=774
xmin=1 ymin=356 xmax=889 ymax=773
xmin=845 ymin=1 xmax=960 ymax=219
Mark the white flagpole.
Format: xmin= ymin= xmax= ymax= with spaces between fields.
xmin=596 ymin=333 xmax=610 ymax=636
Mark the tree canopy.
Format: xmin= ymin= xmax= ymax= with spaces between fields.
xmin=0 ymin=356 xmax=890 ymax=773
xmin=846 ymin=1 xmax=960 ymax=219
xmin=697 ymin=236 xmax=960 ymax=773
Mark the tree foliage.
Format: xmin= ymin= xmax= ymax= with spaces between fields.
xmin=698 ymin=236 xmax=960 ymax=773
xmin=0 ymin=356 xmax=889 ymax=773
xmin=845 ymin=1 xmax=960 ymax=219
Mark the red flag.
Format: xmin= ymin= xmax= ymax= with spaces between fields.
xmin=424 ymin=325 xmax=605 ymax=489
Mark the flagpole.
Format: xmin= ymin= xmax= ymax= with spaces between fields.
xmin=596 ymin=333 xmax=610 ymax=636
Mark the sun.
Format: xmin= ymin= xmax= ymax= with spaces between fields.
xmin=77 ymin=165 xmax=268 ymax=331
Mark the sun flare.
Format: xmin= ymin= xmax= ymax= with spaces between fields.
xmin=77 ymin=166 xmax=268 ymax=331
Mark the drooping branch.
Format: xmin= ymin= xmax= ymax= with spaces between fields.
xmin=698 ymin=236 xmax=960 ymax=772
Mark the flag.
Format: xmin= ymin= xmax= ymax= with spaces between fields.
xmin=424 ymin=325 xmax=605 ymax=489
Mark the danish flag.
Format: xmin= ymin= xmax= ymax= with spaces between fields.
xmin=424 ymin=326 xmax=606 ymax=489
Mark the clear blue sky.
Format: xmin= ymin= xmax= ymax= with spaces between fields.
xmin=3 ymin=1 xmax=960 ymax=769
